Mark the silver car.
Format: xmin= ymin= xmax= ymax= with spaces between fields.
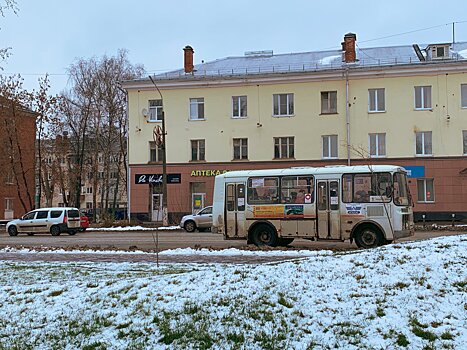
xmin=6 ymin=207 xmax=81 ymax=236
xmin=180 ymin=206 xmax=212 ymax=232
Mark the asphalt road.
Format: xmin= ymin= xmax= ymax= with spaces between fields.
xmin=0 ymin=228 xmax=465 ymax=252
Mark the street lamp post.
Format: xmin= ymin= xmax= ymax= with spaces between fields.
xmin=149 ymin=75 xmax=168 ymax=226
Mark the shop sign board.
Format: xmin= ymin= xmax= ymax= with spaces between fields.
xmin=135 ymin=174 xmax=181 ymax=184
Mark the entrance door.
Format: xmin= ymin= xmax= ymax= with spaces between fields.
xmin=317 ymin=180 xmax=341 ymax=239
xmin=225 ymin=182 xmax=246 ymax=238
xmin=152 ymin=194 xmax=163 ymax=222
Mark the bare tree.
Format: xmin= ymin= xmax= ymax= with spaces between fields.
xmin=0 ymin=0 xmax=18 ymax=68
xmin=57 ymin=50 xmax=144 ymax=220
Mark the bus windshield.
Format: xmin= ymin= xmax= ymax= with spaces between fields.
xmin=393 ymin=172 xmax=409 ymax=206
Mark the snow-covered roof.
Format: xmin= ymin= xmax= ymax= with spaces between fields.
xmin=152 ymin=42 xmax=467 ymax=80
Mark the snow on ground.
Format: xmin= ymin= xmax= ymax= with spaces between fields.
xmin=0 ymin=235 xmax=466 ymax=349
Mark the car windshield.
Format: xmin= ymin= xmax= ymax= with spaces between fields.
xmin=393 ymin=172 xmax=410 ymax=206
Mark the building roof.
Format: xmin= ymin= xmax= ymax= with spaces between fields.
xmin=149 ymin=42 xmax=467 ymax=81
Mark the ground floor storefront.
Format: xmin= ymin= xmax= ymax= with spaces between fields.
xmin=129 ymin=157 xmax=467 ymax=223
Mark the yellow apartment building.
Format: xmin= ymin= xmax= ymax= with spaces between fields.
xmin=122 ymin=33 xmax=467 ymax=223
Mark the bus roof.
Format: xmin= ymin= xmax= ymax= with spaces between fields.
xmin=216 ymin=165 xmax=406 ymax=179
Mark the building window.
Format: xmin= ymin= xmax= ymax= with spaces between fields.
xmin=5 ymin=170 xmax=14 ymax=185
xmin=415 ymin=131 xmax=432 ymax=156
xmin=148 ymin=99 xmax=163 ymax=122
xmin=86 ymin=202 xmax=93 ymax=209
xmin=86 ymin=187 xmax=93 ymax=194
xmin=463 ymin=130 xmax=467 ymax=154
xmin=368 ymin=88 xmax=385 ymax=112
xmin=417 ymin=179 xmax=435 ymax=203
xmin=232 ymin=96 xmax=247 ymax=118
xmin=321 ymin=91 xmax=337 ymax=114
xmin=274 ymin=137 xmax=294 ymax=159
xmin=274 ymin=137 xmax=295 ymax=159
xmin=414 ymin=86 xmax=432 ymax=110
xmin=273 ymin=93 xmax=294 ymax=116
xmin=191 ymin=140 xmax=205 ymax=161
xmin=149 ymin=141 xmax=164 ymax=162
xmin=5 ymin=198 xmax=13 ymax=211
xmin=233 ymin=138 xmax=248 ymax=160
xmin=189 ymin=98 xmax=205 ymax=120
xmin=322 ymin=135 xmax=338 ymax=159
xmin=369 ymin=133 xmax=386 ymax=157
xmin=461 ymin=84 xmax=467 ymax=108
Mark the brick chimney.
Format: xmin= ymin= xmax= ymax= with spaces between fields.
xmin=183 ymin=45 xmax=194 ymax=74
xmin=342 ymin=33 xmax=357 ymax=63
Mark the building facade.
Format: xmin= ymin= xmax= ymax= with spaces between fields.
xmin=39 ymin=136 xmax=127 ymax=220
xmin=0 ymin=98 xmax=36 ymax=220
xmin=123 ymin=34 xmax=467 ymax=222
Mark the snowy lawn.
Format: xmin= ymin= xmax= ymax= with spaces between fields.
xmin=0 ymin=235 xmax=466 ymax=349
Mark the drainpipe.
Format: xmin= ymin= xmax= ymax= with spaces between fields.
xmin=345 ymin=67 xmax=351 ymax=166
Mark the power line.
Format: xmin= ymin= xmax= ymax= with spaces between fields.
xmin=319 ymin=20 xmax=467 ymax=51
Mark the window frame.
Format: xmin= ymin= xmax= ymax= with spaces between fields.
xmin=463 ymin=130 xmax=467 ymax=155
xmin=273 ymin=137 xmax=294 ymax=159
xmin=148 ymin=99 xmax=163 ymax=122
xmin=322 ymin=135 xmax=338 ymax=159
xmin=417 ymin=178 xmax=435 ymax=203
xmin=461 ymin=84 xmax=467 ymax=109
xmin=191 ymin=139 xmax=206 ymax=161
xmin=368 ymin=88 xmax=385 ymax=113
xmin=233 ymin=138 xmax=248 ymax=160
xmin=232 ymin=96 xmax=247 ymax=118
xmin=189 ymin=98 xmax=205 ymax=120
xmin=320 ymin=91 xmax=338 ymax=114
xmin=414 ymin=86 xmax=432 ymax=110
xmin=149 ymin=141 xmax=164 ymax=163
xmin=272 ymin=93 xmax=294 ymax=117
xmin=415 ymin=131 xmax=433 ymax=156
xmin=368 ymin=133 xmax=386 ymax=158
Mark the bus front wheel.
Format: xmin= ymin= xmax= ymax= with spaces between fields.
xmin=354 ymin=226 xmax=383 ymax=249
xmin=252 ymin=224 xmax=278 ymax=247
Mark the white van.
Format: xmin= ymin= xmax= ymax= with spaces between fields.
xmin=6 ymin=207 xmax=81 ymax=236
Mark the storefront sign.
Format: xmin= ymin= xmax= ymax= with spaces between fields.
xmin=403 ymin=166 xmax=425 ymax=178
xmin=190 ymin=170 xmax=227 ymax=177
xmin=135 ymin=174 xmax=181 ymax=184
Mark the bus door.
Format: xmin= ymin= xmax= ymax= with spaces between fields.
xmin=317 ymin=180 xmax=341 ymax=239
xmin=225 ymin=182 xmax=246 ymax=238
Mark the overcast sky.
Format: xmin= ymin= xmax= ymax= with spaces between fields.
xmin=1 ymin=0 xmax=466 ymax=94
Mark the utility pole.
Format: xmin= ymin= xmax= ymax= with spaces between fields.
xmin=149 ymin=75 xmax=168 ymax=226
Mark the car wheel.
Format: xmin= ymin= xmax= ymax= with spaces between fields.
xmin=252 ymin=224 xmax=278 ymax=247
xmin=277 ymin=238 xmax=294 ymax=246
xmin=50 ymin=226 xmax=61 ymax=236
xmin=8 ymin=226 xmax=18 ymax=236
xmin=184 ymin=221 xmax=196 ymax=233
xmin=355 ymin=226 xmax=383 ymax=249
xmin=68 ymin=230 xmax=77 ymax=236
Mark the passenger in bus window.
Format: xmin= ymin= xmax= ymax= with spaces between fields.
xmin=295 ymin=190 xmax=305 ymax=203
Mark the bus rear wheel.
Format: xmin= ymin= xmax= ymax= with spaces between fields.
xmin=355 ymin=226 xmax=383 ymax=249
xmin=252 ymin=224 xmax=278 ymax=247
